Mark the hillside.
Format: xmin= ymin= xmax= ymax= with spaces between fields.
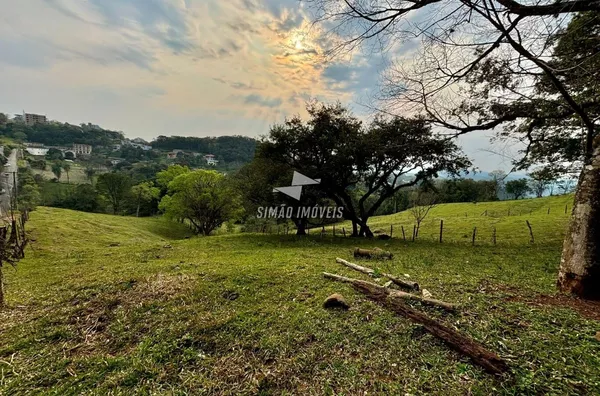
xmin=338 ymin=195 xmax=574 ymax=246
xmin=1 ymin=200 xmax=599 ymax=394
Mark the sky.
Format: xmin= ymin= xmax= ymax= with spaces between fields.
xmin=0 ymin=0 xmax=515 ymax=172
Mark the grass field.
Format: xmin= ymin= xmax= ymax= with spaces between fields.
xmin=1 ymin=196 xmax=599 ymax=394
xmin=33 ymin=163 xmax=91 ymax=184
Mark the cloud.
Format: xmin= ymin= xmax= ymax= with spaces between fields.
xmin=243 ymin=94 xmax=283 ymax=108
xmin=0 ymin=37 xmax=53 ymax=68
xmin=85 ymin=0 xmax=195 ymax=53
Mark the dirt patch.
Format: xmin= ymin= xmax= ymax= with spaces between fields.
xmin=65 ymin=273 xmax=197 ymax=355
xmin=507 ymin=293 xmax=600 ymax=321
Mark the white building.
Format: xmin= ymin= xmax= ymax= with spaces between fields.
xmin=204 ymin=154 xmax=219 ymax=166
xmin=73 ymin=143 xmax=92 ymax=156
xmin=25 ymin=147 xmax=49 ymax=156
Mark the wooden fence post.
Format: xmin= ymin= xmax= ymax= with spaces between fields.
xmin=526 ymin=220 xmax=534 ymax=244
xmin=342 ymin=227 xmax=346 ymax=237
xmin=439 ymin=220 xmax=443 ymax=243
xmin=390 ymin=224 xmax=393 ymax=238
xmin=492 ymin=227 xmax=497 ymax=245
xmin=472 ymin=227 xmax=477 ymax=246
xmin=333 ymin=225 xmax=336 ymax=237
xmin=401 ymin=226 xmax=406 ymax=241
xmin=547 ymin=208 xmax=550 ymax=215
xmin=565 ymin=204 xmax=568 ymax=214
xmin=321 ymin=226 xmax=325 ymax=238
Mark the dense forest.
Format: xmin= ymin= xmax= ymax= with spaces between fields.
xmin=152 ymin=135 xmax=257 ymax=162
xmin=0 ymin=121 xmax=123 ymax=147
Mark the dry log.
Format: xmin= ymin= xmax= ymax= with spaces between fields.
xmin=322 ymin=273 xmax=508 ymax=375
xmin=354 ymin=247 xmax=393 ymax=259
xmin=324 ymin=272 xmax=455 ymax=311
xmin=335 ymin=257 xmax=419 ymax=291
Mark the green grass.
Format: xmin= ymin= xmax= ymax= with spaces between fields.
xmin=33 ymin=163 xmax=91 ymax=184
xmin=327 ymin=195 xmax=574 ymax=246
xmin=1 ymin=198 xmax=599 ymax=395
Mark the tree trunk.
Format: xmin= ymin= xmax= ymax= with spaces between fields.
xmin=351 ymin=220 xmax=358 ymax=237
xmin=359 ymin=224 xmax=374 ymax=238
xmin=336 ymin=258 xmax=418 ymax=290
xmin=0 ymin=266 xmax=4 ymax=307
xmin=292 ymin=218 xmax=307 ymax=235
xmin=296 ymin=223 xmax=306 ymax=236
xmin=558 ymin=140 xmax=600 ymax=299
xmin=330 ymin=275 xmax=507 ymax=375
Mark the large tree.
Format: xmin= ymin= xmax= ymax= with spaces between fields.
xmin=97 ymin=172 xmax=132 ymax=215
xmin=309 ymin=3 xmax=599 ymax=298
xmin=159 ymin=170 xmax=242 ymax=236
xmin=262 ymin=102 xmax=470 ymax=237
xmin=131 ymin=181 xmax=160 ymax=217
xmin=234 ymin=157 xmax=332 ymax=235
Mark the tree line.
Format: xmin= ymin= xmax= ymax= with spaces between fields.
xmin=151 ymin=135 xmax=257 ymax=163
xmin=0 ymin=120 xmax=123 ymax=147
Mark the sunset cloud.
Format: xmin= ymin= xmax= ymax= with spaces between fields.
xmin=0 ymin=0 xmax=506 ymax=170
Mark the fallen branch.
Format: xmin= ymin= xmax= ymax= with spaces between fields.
xmin=324 ymin=272 xmax=455 ymax=311
xmin=322 ymin=273 xmax=508 ymax=375
xmin=336 ymin=257 xmax=419 ymax=291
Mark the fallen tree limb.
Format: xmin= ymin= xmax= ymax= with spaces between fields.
xmin=322 ymin=273 xmax=508 ymax=375
xmin=324 ymin=272 xmax=455 ymax=311
xmin=335 ymin=257 xmax=419 ymax=291
xmin=354 ymin=247 xmax=393 ymax=259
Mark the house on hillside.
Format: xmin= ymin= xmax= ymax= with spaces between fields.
xmin=23 ymin=112 xmax=47 ymax=126
xmin=73 ymin=143 xmax=92 ymax=156
xmin=109 ymin=158 xmax=124 ymax=166
xmin=204 ymin=154 xmax=219 ymax=166
xmin=130 ymin=142 xmax=152 ymax=151
xmin=167 ymin=150 xmax=183 ymax=159
xmin=25 ymin=147 xmax=49 ymax=156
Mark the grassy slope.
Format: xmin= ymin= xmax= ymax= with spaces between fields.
xmin=33 ymin=163 xmax=90 ymax=184
xmin=328 ymin=195 xmax=574 ymax=246
xmin=1 ymin=199 xmax=599 ymax=395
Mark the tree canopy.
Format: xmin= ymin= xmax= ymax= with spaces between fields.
xmin=261 ymin=102 xmax=470 ymax=237
xmin=159 ymin=170 xmax=242 ymax=236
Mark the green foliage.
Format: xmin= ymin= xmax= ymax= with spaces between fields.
xmin=46 ymin=148 xmax=63 ymax=161
xmin=152 ymin=135 xmax=257 ymax=163
xmin=436 ymin=178 xmax=498 ymax=203
xmin=159 ymin=170 xmax=242 ymax=235
xmin=156 ymin=165 xmax=189 ymax=191
xmin=261 ymin=102 xmax=470 ymax=236
xmin=62 ymin=162 xmax=71 ymax=184
xmin=528 ymin=167 xmax=560 ymax=198
xmin=59 ymin=184 xmax=104 ymax=213
xmin=50 ymin=162 xmax=62 ymax=181
xmin=84 ymin=167 xmax=96 ymax=184
xmin=17 ymin=166 xmax=41 ymax=211
xmin=131 ymin=182 xmax=160 ymax=217
xmin=97 ymin=172 xmax=132 ymax=214
xmin=506 ymin=179 xmax=531 ymax=200
xmin=30 ymin=158 xmax=47 ymax=170
xmin=0 ymin=121 xmax=123 ymax=147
